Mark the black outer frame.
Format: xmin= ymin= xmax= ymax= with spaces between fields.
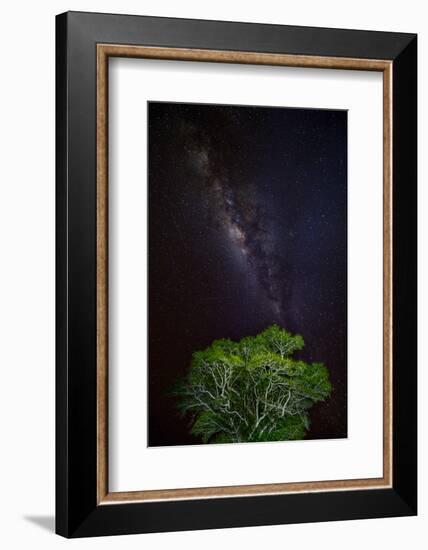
xmin=56 ymin=11 xmax=417 ymax=538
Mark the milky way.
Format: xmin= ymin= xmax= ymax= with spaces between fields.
xmin=148 ymin=101 xmax=348 ymax=446
xmin=180 ymin=119 xmax=287 ymax=321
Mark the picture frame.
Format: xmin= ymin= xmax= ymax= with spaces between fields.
xmin=56 ymin=11 xmax=417 ymax=537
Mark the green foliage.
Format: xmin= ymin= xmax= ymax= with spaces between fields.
xmin=175 ymin=325 xmax=332 ymax=444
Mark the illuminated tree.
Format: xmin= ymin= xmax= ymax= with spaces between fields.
xmin=175 ymin=325 xmax=332 ymax=443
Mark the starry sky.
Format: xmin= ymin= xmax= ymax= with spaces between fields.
xmin=148 ymin=101 xmax=347 ymax=446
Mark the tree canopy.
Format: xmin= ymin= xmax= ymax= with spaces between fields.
xmin=175 ymin=325 xmax=332 ymax=444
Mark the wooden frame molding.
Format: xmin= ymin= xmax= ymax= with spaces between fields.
xmin=96 ymin=43 xmax=393 ymax=505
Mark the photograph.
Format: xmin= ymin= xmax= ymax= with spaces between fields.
xmin=148 ymin=101 xmax=348 ymax=447
xmin=0 ymin=0 xmax=421 ymax=546
xmin=49 ymin=7 xmax=417 ymax=539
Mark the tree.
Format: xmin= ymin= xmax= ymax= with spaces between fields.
xmin=175 ymin=325 xmax=332 ymax=444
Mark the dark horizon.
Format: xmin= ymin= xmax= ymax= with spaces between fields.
xmin=148 ymin=101 xmax=347 ymax=446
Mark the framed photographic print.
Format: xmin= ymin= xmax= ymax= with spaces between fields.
xmin=56 ymin=11 xmax=417 ymax=537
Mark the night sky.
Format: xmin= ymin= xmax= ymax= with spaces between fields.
xmin=148 ymin=101 xmax=347 ymax=446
